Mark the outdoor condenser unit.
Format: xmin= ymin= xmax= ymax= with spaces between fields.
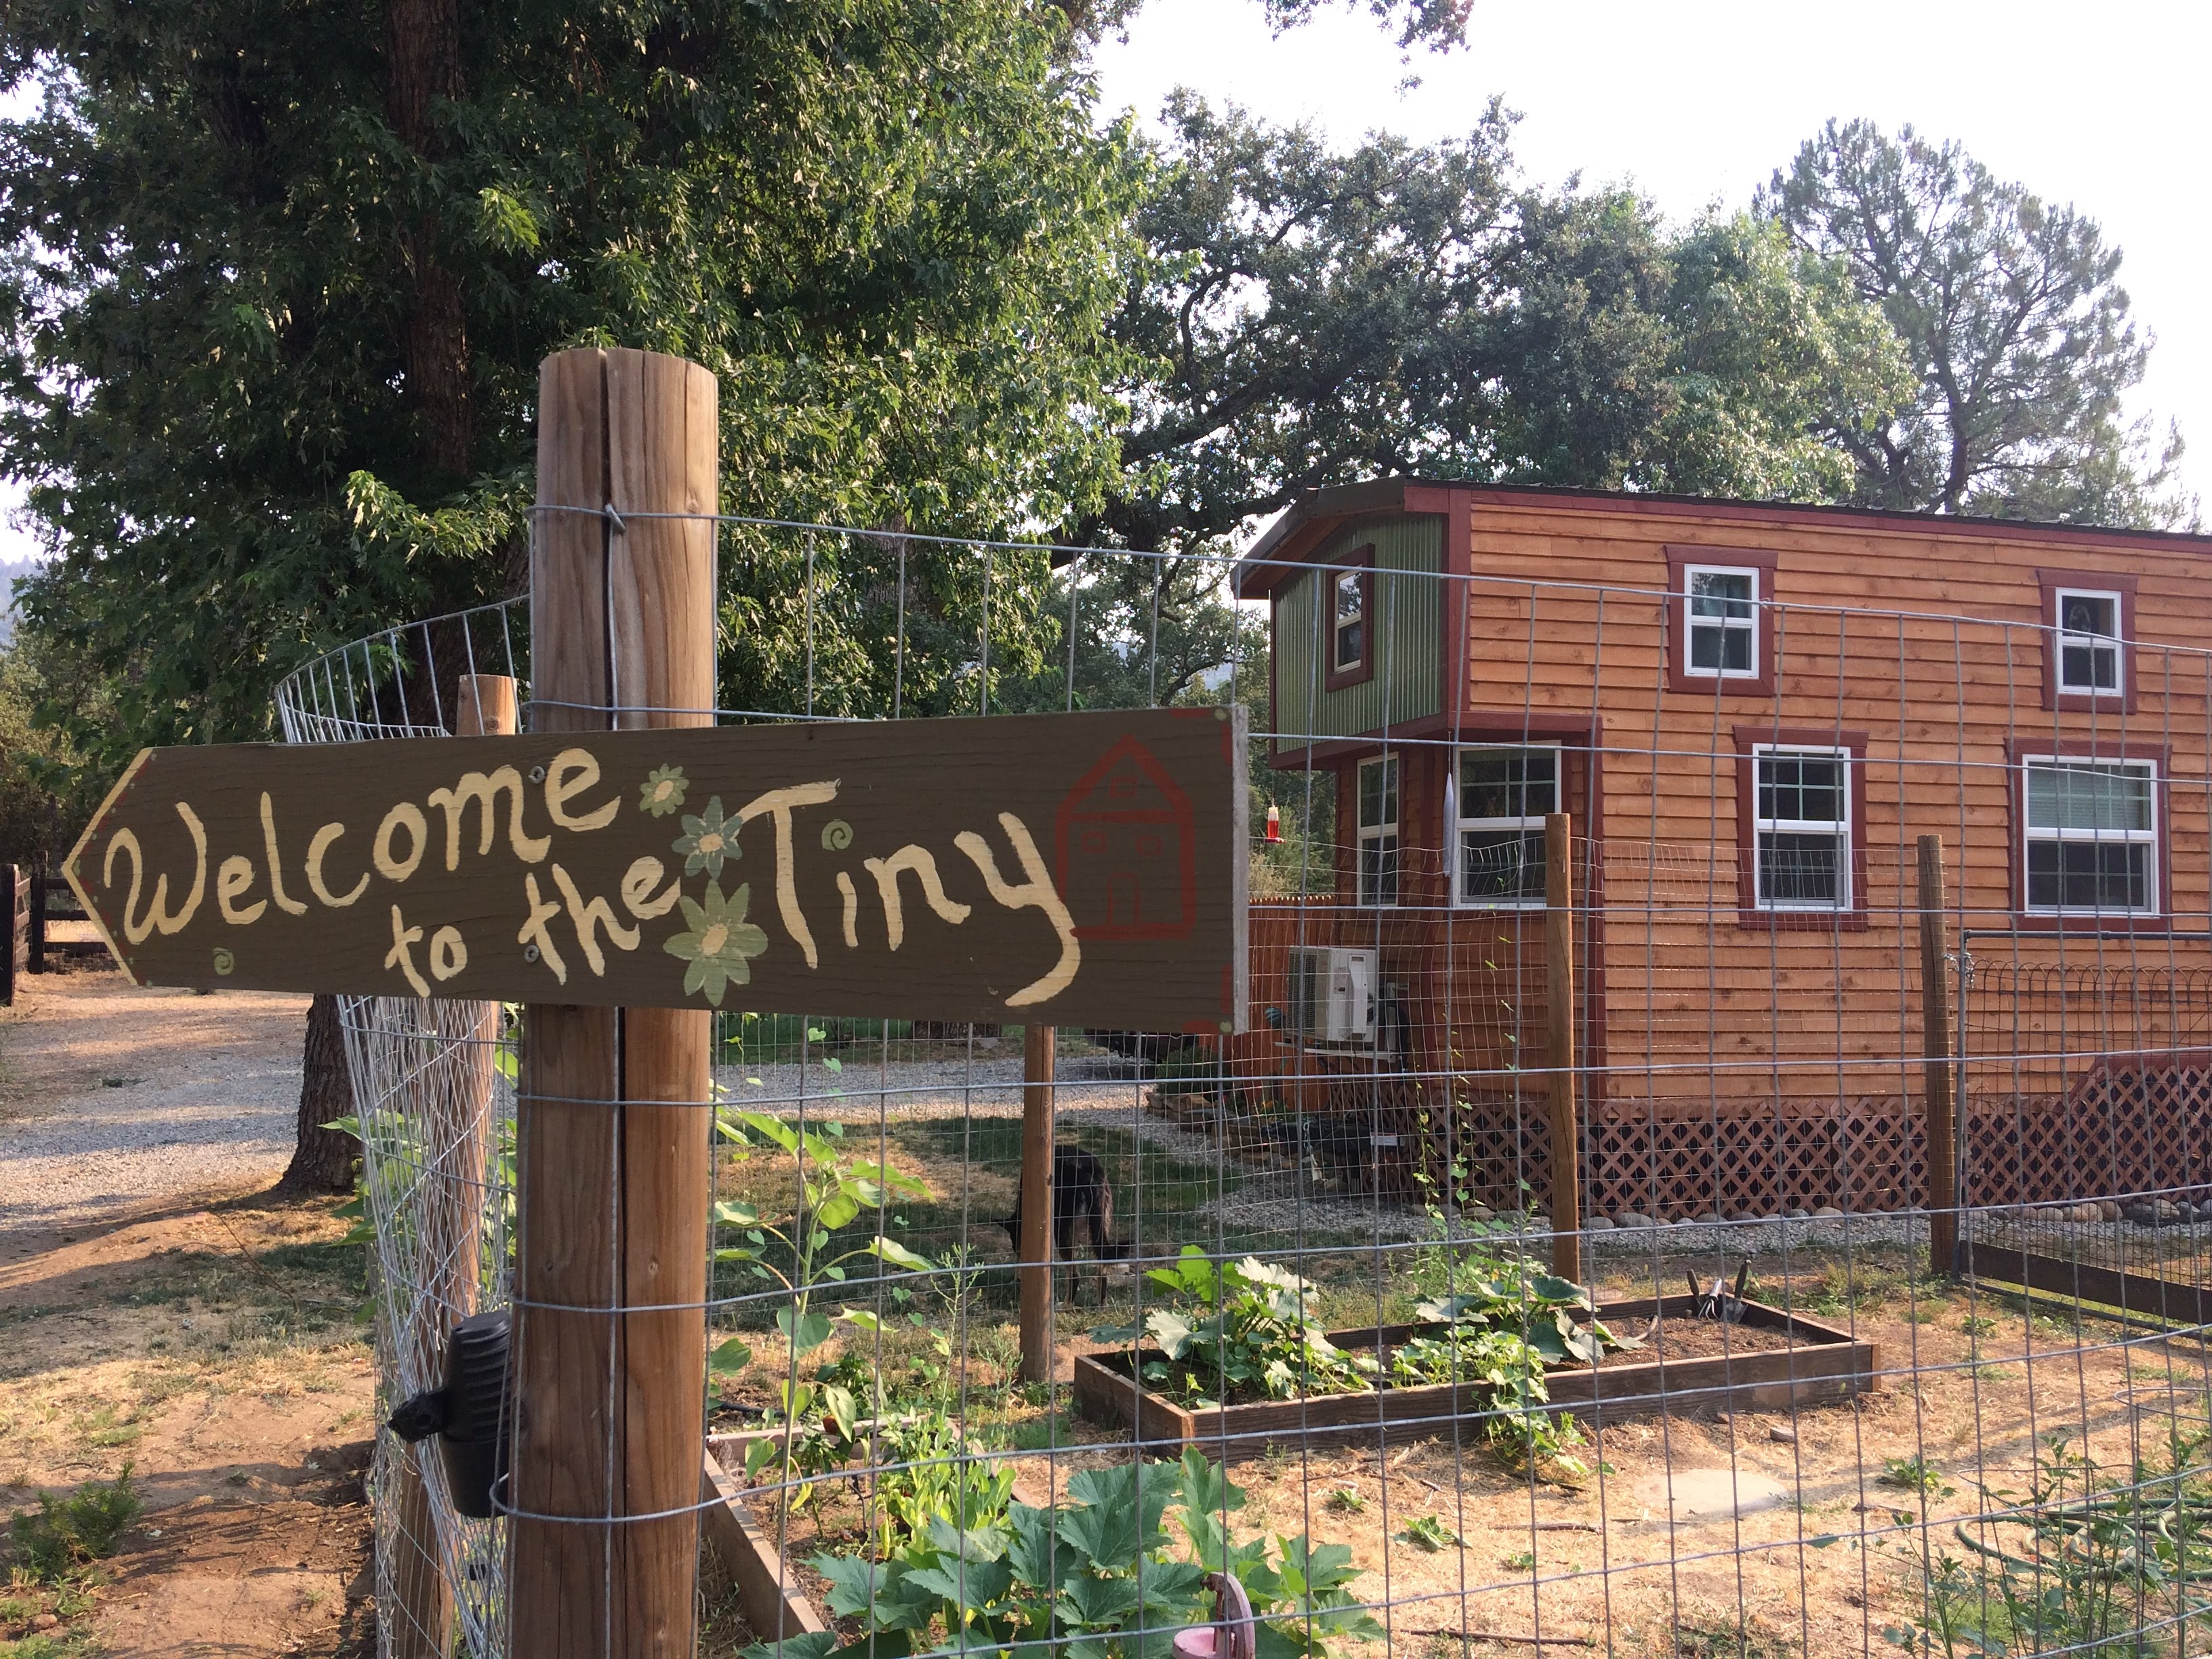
xmin=1286 ymin=946 xmax=1378 ymax=1046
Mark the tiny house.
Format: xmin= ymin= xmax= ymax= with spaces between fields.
xmin=1227 ymin=482 xmax=2212 ymax=1218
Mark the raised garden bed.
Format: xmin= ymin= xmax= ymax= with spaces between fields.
xmin=1071 ymin=1294 xmax=1880 ymax=1455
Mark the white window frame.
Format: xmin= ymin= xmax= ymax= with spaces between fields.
xmin=1332 ymin=567 xmax=1367 ymax=674
xmin=1681 ymin=563 xmax=1761 ymax=682
xmin=1354 ymin=754 xmax=1397 ymax=907
xmin=2020 ymin=754 xmax=2160 ymax=918
xmin=2053 ymin=587 xmax=2125 ymax=699
xmin=1452 ymin=744 xmax=1560 ymax=909
xmin=1751 ymin=744 xmax=1853 ymax=912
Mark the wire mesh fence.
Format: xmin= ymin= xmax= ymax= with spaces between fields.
xmin=276 ymin=507 xmax=2212 ymax=1659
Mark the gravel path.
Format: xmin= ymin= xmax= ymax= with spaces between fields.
xmin=0 ymin=969 xmax=310 ymax=1244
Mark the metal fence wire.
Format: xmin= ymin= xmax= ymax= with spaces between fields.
xmin=276 ymin=518 xmax=2212 ymax=1659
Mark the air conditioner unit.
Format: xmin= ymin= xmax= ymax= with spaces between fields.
xmin=1286 ymin=946 xmax=1377 ymax=1046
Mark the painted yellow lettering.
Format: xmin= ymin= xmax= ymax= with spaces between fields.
xmin=306 ymin=823 xmax=369 ymax=907
xmin=861 ymin=845 xmax=972 ymax=950
xmin=427 ymin=766 xmax=550 ymax=869
xmin=102 ymin=803 xmax=208 ymax=945
xmin=260 ymin=794 xmax=309 ymax=916
xmin=545 ymin=748 xmax=619 ymax=833
xmin=550 ymin=861 xmax=640 ymax=978
xmin=518 ymin=874 xmax=569 ymax=985
xmin=954 ymin=813 xmax=1080 ymax=1007
xmin=430 ymin=926 xmax=468 ymax=981
xmin=216 ymin=854 xmax=266 ymax=926
xmin=384 ymin=904 xmax=430 ymax=996
xmin=735 ymin=781 xmax=839 ymax=969
xmin=836 ymin=871 xmax=859 ymax=949
xmin=619 ymin=855 xmax=682 ymax=920
xmin=374 ymin=802 xmax=428 ymax=882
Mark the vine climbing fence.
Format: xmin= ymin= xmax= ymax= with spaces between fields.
xmin=279 ymin=514 xmax=2212 ymax=1659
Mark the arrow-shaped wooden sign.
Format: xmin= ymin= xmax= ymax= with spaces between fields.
xmin=64 ymin=707 xmax=1248 ymax=1032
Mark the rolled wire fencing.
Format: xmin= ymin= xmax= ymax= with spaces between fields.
xmin=274 ymin=518 xmax=2212 ymax=1659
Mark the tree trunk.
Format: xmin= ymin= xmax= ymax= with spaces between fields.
xmin=283 ymin=993 xmax=359 ymax=1192
xmin=384 ymin=0 xmax=474 ymax=478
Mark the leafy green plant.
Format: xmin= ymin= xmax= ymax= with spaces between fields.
xmin=1501 ymin=1549 xmax=1536 ymax=1572
xmin=1880 ymin=1456 xmax=1952 ymax=1497
xmin=755 ymin=1450 xmax=1380 ymax=1659
xmin=1325 ymin=1488 xmax=1366 ymax=1515
xmin=1386 ymin=1271 xmax=1633 ymax=1477
xmin=1093 ymin=1249 xmax=1377 ymax=1408
xmin=868 ymin=1412 xmax=1017 ymax=1557
xmin=7 ymin=1467 xmax=140 ymax=1584
xmin=712 ymin=1109 xmax=933 ymax=1363
xmin=1397 ymin=1514 xmax=1462 ymax=1553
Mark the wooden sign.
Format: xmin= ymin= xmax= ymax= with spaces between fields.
xmin=64 ymin=708 xmax=1249 ymax=1032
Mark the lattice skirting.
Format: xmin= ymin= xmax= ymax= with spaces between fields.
xmin=1965 ymin=1056 xmax=2212 ymax=1206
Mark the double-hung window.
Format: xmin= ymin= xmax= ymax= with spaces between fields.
xmin=1751 ymin=746 xmax=1851 ymax=911
xmin=1333 ymin=567 xmax=1366 ymax=674
xmin=1454 ymin=746 xmax=1557 ymax=906
xmin=1683 ymin=565 xmax=1759 ymax=680
xmin=2022 ymin=758 xmax=2158 ymax=916
xmin=2054 ymin=589 xmax=2124 ymax=698
xmin=1355 ymin=755 xmax=1397 ymax=906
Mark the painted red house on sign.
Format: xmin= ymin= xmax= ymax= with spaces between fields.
xmin=1054 ymin=736 xmax=1198 ymax=941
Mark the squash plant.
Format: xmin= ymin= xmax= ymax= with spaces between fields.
xmin=1093 ymin=1249 xmax=1377 ymax=1408
xmin=748 ymin=1450 xmax=1380 ymax=1659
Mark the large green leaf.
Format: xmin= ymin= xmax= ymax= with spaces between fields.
xmin=779 ymin=1307 xmax=834 ymax=1355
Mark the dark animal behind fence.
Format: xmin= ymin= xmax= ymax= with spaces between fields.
xmin=1002 ymin=1148 xmax=1132 ymax=1294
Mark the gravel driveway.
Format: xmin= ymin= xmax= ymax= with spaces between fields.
xmin=0 ymin=970 xmax=309 ymax=1246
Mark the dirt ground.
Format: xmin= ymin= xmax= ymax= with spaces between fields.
xmin=0 ymin=966 xmax=375 ymax=1657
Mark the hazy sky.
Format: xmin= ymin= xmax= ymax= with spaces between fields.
xmin=1092 ymin=0 xmax=2210 ymax=512
xmin=3 ymin=5 xmax=2200 ymax=565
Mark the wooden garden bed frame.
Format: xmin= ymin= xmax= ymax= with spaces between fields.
xmin=1070 ymin=1294 xmax=1881 ymax=1455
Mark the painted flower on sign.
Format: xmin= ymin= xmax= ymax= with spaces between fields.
xmin=663 ymin=880 xmax=769 ymax=1006
xmin=674 ymin=796 xmax=738 ymax=877
xmin=640 ymin=765 xmax=689 ymax=817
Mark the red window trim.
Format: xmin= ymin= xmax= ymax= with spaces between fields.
xmin=1731 ymin=725 xmax=1870 ymax=932
xmin=2005 ymin=735 xmax=2171 ymax=934
xmin=2038 ymin=568 xmax=2139 ymax=714
xmin=1666 ymin=546 xmax=1780 ymax=698
xmin=1324 ymin=544 xmax=1377 ymax=693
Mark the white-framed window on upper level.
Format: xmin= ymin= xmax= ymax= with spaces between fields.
xmin=1325 ymin=545 xmax=1376 ymax=692
xmin=1453 ymin=745 xmax=1558 ymax=907
xmin=2021 ymin=756 xmax=2160 ymax=918
xmin=1355 ymin=754 xmax=1398 ymax=907
xmin=1750 ymin=745 xmax=1852 ymax=912
xmin=2053 ymin=588 xmax=2125 ymax=699
xmin=1683 ymin=565 xmax=1760 ymax=680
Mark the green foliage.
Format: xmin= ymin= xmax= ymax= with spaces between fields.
xmin=712 ymin=1109 xmax=933 ymax=1353
xmin=1880 ymin=1431 xmax=2212 ymax=1659
xmin=1096 ymin=1248 xmax=1378 ymax=1408
xmin=1387 ymin=1269 xmax=1629 ymax=1476
xmin=0 ymin=636 xmax=112 ymax=869
xmin=869 ymin=1412 xmax=1019 ymax=1558
xmin=756 ymin=1448 xmax=1380 ymax=1659
xmin=1879 ymin=1456 xmax=1952 ymax=1498
xmin=7 ymin=1467 xmax=140 ymax=1584
xmin=1765 ymin=119 xmax=2192 ymax=529
xmin=1396 ymin=1514 xmax=1462 ymax=1553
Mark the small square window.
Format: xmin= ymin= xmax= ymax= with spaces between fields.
xmin=1680 ymin=564 xmax=1761 ymax=682
xmin=2055 ymin=588 xmax=2123 ymax=696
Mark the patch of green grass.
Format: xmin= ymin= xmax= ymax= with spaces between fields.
xmin=1673 ymin=1617 xmax=1793 ymax=1659
xmin=1959 ymin=1315 xmax=1999 ymax=1336
xmin=7 ymin=1467 xmax=140 ymax=1584
xmin=1879 ymin=1454 xmax=1952 ymax=1497
xmin=68 ymin=1406 xmax=137 ymax=1450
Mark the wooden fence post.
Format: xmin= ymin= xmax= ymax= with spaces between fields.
xmin=1917 ymin=834 xmax=1959 ymax=1277
xmin=1 ymin=864 xmax=18 ymax=1006
xmin=1019 ymin=1023 xmax=1057 ymax=1384
xmin=1544 ymin=813 xmax=1581 ymax=1283
xmin=28 ymin=855 xmax=45 ymax=974
xmin=388 ymin=674 xmax=518 ymax=1659
xmin=514 ymin=348 xmax=717 ymax=1657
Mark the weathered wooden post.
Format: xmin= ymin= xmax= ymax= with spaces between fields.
xmin=1019 ymin=1021 xmax=1057 ymax=1383
xmin=389 ymin=672 xmax=519 ymax=1659
xmin=1544 ymin=812 xmax=1581 ymax=1282
xmin=513 ymin=348 xmax=717 ymax=1656
xmin=1917 ymin=834 xmax=1959 ymax=1277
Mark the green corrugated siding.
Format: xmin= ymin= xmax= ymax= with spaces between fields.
xmin=1271 ymin=516 xmax=1442 ymax=758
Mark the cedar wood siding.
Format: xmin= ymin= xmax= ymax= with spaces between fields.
xmin=1449 ymin=493 xmax=2212 ymax=1110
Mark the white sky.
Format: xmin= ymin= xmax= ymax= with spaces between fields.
xmin=1092 ymin=0 xmax=2211 ymax=514
xmin=3 ymin=4 xmax=2201 ymax=567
